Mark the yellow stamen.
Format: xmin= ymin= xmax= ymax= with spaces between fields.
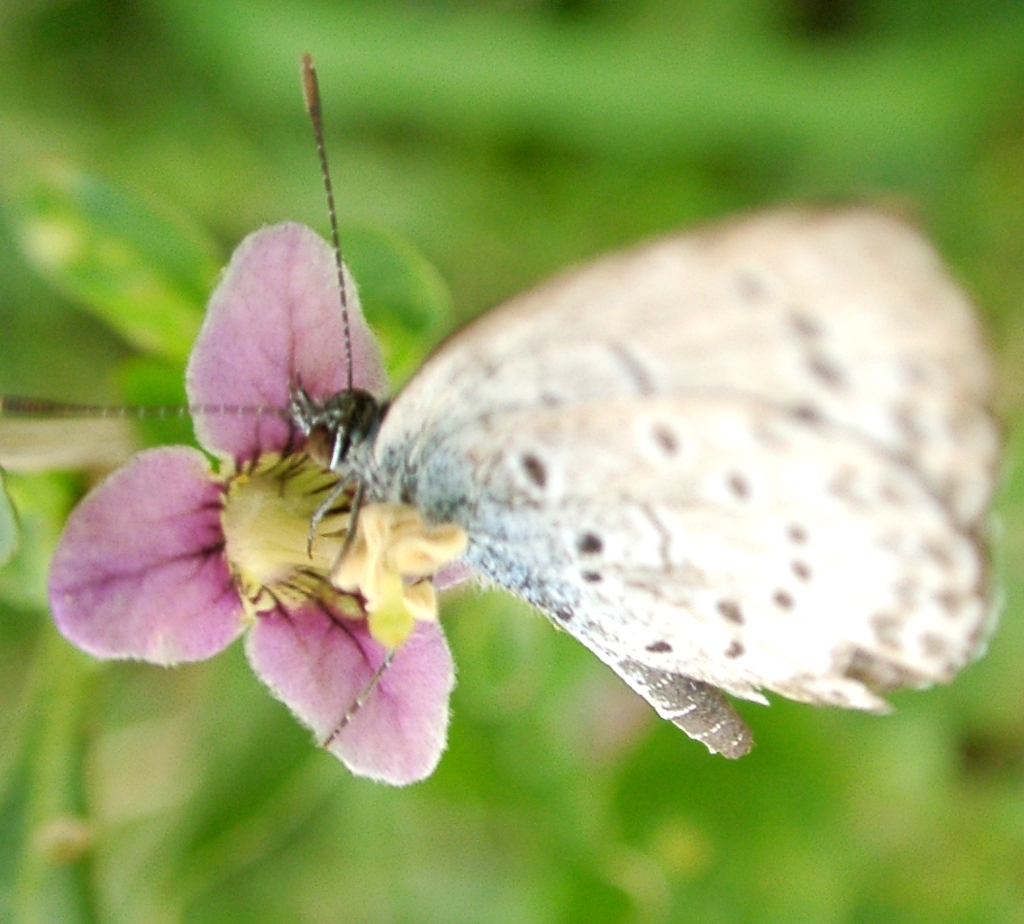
xmin=333 ymin=503 xmax=467 ymax=648
xmin=220 ymin=454 xmax=354 ymax=621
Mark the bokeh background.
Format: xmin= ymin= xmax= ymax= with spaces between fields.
xmin=1 ymin=1 xmax=1024 ymax=922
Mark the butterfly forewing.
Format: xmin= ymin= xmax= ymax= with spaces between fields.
xmin=368 ymin=209 xmax=997 ymax=754
xmin=379 ymin=210 xmax=996 ymax=521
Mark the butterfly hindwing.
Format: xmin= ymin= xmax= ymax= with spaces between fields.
xmin=394 ymin=396 xmax=988 ymax=721
xmin=367 ymin=208 xmax=997 ymax=754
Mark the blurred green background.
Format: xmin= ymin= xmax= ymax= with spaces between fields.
xmin=1 ymin=1 xmax=1024 ymax=922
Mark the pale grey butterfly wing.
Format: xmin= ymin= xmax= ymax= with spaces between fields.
xmin=398 ymin=396 xmax=987 ymax=702
xmin=379 ymin=210 xmax=995 ymax=525
xmin=368 ymin=209 xmax=997 ymax=757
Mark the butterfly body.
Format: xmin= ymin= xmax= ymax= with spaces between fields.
xmin=329 ymin=208 xmax=997 ymax=757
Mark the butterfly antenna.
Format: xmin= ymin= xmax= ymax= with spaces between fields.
xmin=0 ymin=396 xmax=286 ymax=420
xmin=301 ymin=53 xmax=354 ymax=393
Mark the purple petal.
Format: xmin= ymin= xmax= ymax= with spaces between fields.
xmin=433 ymin=560 xmax=475 ymax=592
xmin=49 ymin=447 xmax=244 ymax=664
xmin=246 ymin=605 xmax=454 ymax=785
xmin=186 ymin=223 xmax=388 ymax=459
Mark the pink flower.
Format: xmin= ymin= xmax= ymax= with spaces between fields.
xmin=47 ymin=223 xmax=456 ymax=786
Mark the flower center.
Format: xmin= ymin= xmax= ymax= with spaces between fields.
xmin=220 ymin=454 xmax=357 ymax=621
xmin=220 ymin=455 xmax=468 ymax=649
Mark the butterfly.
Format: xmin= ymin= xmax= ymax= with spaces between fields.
xmin=189 ymin=57 xmax=998 ymax=760
xmin=3 ymin=59 xmax=999 ymax=766
xmin=292 ymin=198 xmax=998 ymax=758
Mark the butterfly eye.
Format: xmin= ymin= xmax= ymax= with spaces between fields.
xmin=304 ymin=426 xmax=335 ymax=468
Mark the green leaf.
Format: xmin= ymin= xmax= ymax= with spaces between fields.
xmin=3 ymin=626 xmax=102 ymax=924
xmin=5 ymin=160 xmax=221 ymax=364
xmin=116 ymin=357 xmax=194 ymax=449
xmin=0 ymin=473 xmax=78 ymax=613
xmin=338 ymin=224 xmax=453 ymax=386
xmin=0 ymin=472 xmax=19 ymax=568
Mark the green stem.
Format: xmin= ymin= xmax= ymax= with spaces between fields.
xmin=11 ymin=624 xmax=100 ymax=924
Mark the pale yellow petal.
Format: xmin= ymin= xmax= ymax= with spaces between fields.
xmin=388 ymin=525 xmax=468 ymax=576
xmin=367 ymin=570 xmax=416 ymax=649
xmin=330 ymin=502 xmax=468 ymax=645
xmin=403 ymin=581 xmax=439 ymax=623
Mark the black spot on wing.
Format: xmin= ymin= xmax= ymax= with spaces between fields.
xmin=936 ymin=588 xmax=972 ymax=619
xmin=773 ymin=590 xmax=794 ymax=610
xmin=791 ymin=404 xmax=823 ymax=426
xmin=717 ymin=599 xmax=744 ymax=624
xmin=871 ymin=612 xmax=902 ymax=650
xmin=521 ymin=453 xmax=547 ymax=488
xmin=609 ymin=342 xmax=657 ymax=395
xmin=788 ymin=524 xmax=809 ymax=544
xmin=653 ymin=424 xmax=680 ymax=455
xmin=893 ymin=403 xmax=924 ymax=445
xmin=727 ymin=473 xmax=750 ymax=499
xmin=920 ymin=633 xmax=951 ymax=658
xmin=734 ymin=270 xmax=768 ymax=304
xmin=841 ymin=647 xmax=926 ymax=692
xmin=790 ymin=310 xmax=821 ymax=338
xmin=807 ymin=354 xmax=845 ymax=389
xmin=924 ymin=542 xmax=953 ymax=568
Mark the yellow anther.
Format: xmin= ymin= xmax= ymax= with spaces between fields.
xmin=333 ymin=503 xmax=467 ymax=648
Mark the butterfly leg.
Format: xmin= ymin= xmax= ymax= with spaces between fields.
xmin=306 ymin=477 xmax=350 ymax=557
xmin=306 ymin=475 xmax=369 ymax=564
xmin=329 ymin=479 xmax=366 ymax=573
xmin=322 ymin=647 xmax=396 ymax=747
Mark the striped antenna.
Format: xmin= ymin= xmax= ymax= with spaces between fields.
xmin=301 ymin=53 xmax=354 ymax=393
xmin=0 ymin=396 xmax=287 ymax=420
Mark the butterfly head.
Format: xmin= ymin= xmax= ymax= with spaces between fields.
xmin=288 ymin=385 xmax=385 ymax=474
